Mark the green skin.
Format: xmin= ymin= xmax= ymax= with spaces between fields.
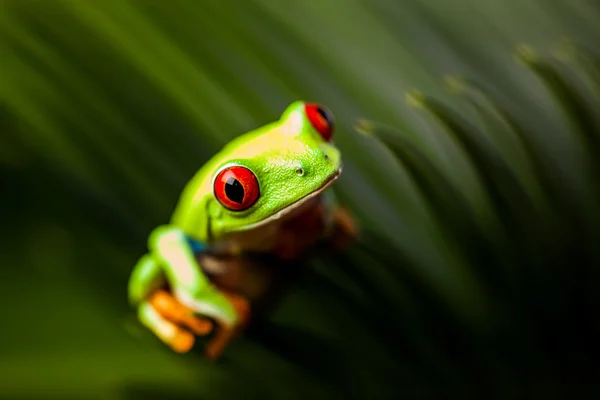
xmin=128 ymin=101 xmax=343 ymax=341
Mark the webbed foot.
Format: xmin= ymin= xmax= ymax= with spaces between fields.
xmin=138 ymin=289 xmax=213 ymax=353
xmin=204 ymin=290 xmax=251 ymax=360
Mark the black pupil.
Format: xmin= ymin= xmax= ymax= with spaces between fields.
xmin=317 ymin=107 xmax=334 ymax=130
xmin=225 ymin=177 xmax=245 ymax=204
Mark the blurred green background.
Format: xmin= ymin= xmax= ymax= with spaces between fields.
xmin=2 ymin=0 xmax=600 ymax=399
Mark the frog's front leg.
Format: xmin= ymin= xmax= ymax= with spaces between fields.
xmin=129 ymin=254 xmax=213 ymax=353
xmin=148 ymin=225 xmax=251 ymax=359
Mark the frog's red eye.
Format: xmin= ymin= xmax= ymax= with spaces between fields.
xmin=305 ymin=103 xmax=334 ymax=142
xmin=213 ymin=166 xmax=260 ymax=211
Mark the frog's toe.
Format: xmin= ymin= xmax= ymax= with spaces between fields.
xmin=138 ymin=300 xmax=196 ymax=353
xmin=169 ymin=328 xmax=196 ymax=353
xmin=149 ymin=289 xmax=213 ymax=335
xmin=203 ymin=291 xmax=251 ymax=360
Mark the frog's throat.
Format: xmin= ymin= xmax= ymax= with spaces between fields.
xmin=236 ymin=167 xmax=342 ymax=232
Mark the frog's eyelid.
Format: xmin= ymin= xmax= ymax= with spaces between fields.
xmin=281 ymin=111 xmax=304 ymax=136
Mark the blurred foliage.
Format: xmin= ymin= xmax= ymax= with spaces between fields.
xmin=2 ymin=0 xmax=600 ymax=399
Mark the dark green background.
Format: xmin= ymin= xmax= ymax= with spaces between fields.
xmin=2 ymin=0 xmax=600 ymax=399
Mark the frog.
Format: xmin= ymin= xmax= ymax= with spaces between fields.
xmin=127 ymin=101 xmax=358 ymax=360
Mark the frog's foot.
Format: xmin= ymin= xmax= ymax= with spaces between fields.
xmin=329 ymin=206 xmax=359 ymax=249
xmin=204 ymin=290 xmax=251 ymax=361
xmin=138 ymin=290 xmax=213 ymax=353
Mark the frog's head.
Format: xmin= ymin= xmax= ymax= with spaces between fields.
xmin=207 ymin=101 xmax=342 ymax=238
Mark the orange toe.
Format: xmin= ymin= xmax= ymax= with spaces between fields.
xmin=150 ymin=289 xmax=213 ymax=336
xmin=186 ymin=316 xmax=214 ymax=336
xmin=170 ymin=329 xmax=195 ymax=353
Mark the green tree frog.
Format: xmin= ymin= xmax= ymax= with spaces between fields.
xmin=128 ymin=101 xmax=357 ymax=360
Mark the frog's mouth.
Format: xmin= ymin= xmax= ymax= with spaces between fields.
xmin=239 ymin=167 xmax=342 ymax=232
